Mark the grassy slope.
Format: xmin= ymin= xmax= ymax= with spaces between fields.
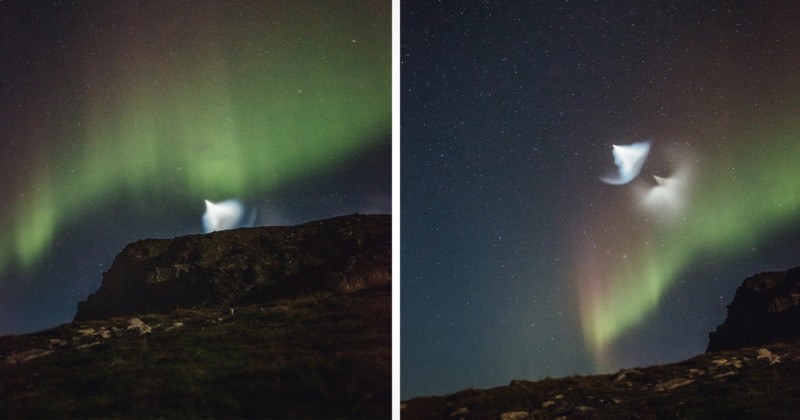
xmin=0 ymin=286 xmax=390 ymax=419
xmin=402 ymin=343 xmax=800 ymax=419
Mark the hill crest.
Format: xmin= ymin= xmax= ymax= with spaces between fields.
xmin=75 ymin=213 xmax=390 ymax=321
xmin=1 ymin=213 xmax=392 ymax=418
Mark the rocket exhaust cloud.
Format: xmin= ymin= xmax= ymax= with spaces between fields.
xmin=599 ymin=141 xmax=651 ymax=185
xmin=202 ymin=199 xmax=248 ymax=233
xmin=578 ymin=140 xmax=698 ymax=369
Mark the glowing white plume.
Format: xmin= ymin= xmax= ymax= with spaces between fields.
xmin=634 ymin=165 xmax=691 ymax=225
xmin=600 ymin=141 xmax=651 ymax=185
xmin=202 ymin=199 xmax=245 ymax=233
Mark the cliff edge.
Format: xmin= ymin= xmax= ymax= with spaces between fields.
xmin=707 ymin=266 xmax=800 ymax=352
xmin=75 ymin=213 xmax=391 ymax=321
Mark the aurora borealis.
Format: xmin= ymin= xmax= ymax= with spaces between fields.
xmin=7 ymin=0 xmax=800 ymax=406
xmin=0 ymin=1 xmax=390 ymax=335
xmin=577 ymin=115 xmax=800 ymax=369
xmin=402 ymin=0 xmax=800 ymax=399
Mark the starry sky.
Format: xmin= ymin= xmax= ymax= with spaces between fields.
xmin=0 ymin=0 xmax=390 ymax=336
xmin=401 ymin=0 xmax=800 ymax=399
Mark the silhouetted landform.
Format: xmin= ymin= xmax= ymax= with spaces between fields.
xmin=1 ymin=214 xmax=391 ymax=418
xmin=1 ymin=288 xmax=390 ymax=418
xmin=708 ymin=267 xmax=800 ymax=352
xmin=75 ymin=213 xmax=390 ymax=321
xmin=403 ymin=266 xmax=800 ymax=419
xmin=402 ymin=344 xmax=800 ymax=419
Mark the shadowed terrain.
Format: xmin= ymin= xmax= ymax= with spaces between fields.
xmin=1 ymin=214 xmax=391 ymax=418
xmin=75 ymin=213 xmax=391 ymax=321
xmin=402 ymin=343 xmax=800 ymax=419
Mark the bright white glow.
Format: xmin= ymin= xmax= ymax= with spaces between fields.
xmin=634 ymin=166 xmax=691 ymax=224
xmin=202 ymin=199 xmax=245 ymax=233
xmin=642 ymin=175 xmax=685 ymax=211
xmin=600 ymin=142 xmax=651 ymax=185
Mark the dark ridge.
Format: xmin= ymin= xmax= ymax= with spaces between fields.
xmin=402 ymin=343 xmax=800 ymax=419
xmin=707 ymin=267 xmax=800 ymax=352
xmin=75 ymin=213 xmax=390 ymax=321
xmin=1 ymin=213 xmax=391 ymax=418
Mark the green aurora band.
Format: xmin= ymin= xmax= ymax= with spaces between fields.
xmin=577 ymin=105 xmax=800 ymax=368
xmin=1 ymin=2 xmax=390 ymax=274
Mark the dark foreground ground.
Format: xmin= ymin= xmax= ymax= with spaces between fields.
xmin=0 ymin=286 xmax=390 ymax=418
xmin=402 ymin=343 xmax=800 ymax=419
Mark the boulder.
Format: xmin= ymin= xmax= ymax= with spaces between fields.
xmin=707 ymin=267 xmax=800 ymax=352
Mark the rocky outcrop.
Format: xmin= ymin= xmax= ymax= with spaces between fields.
xmin=707 ymin=267 xmax=800 ymax=352
xmin=75 ymin=213 xmax=390 ymax=321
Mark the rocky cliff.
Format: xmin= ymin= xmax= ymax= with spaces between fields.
xmin=75 ymin=213 xmax=390 ymax=321
xmin=707 ymin=266 xmax=800 ymax=352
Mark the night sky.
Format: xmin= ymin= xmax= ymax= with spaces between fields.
xmin=402 ymin=1 xmax=800 ymax=399
xmin=0 ymin=1 xmax=390 ymax=336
